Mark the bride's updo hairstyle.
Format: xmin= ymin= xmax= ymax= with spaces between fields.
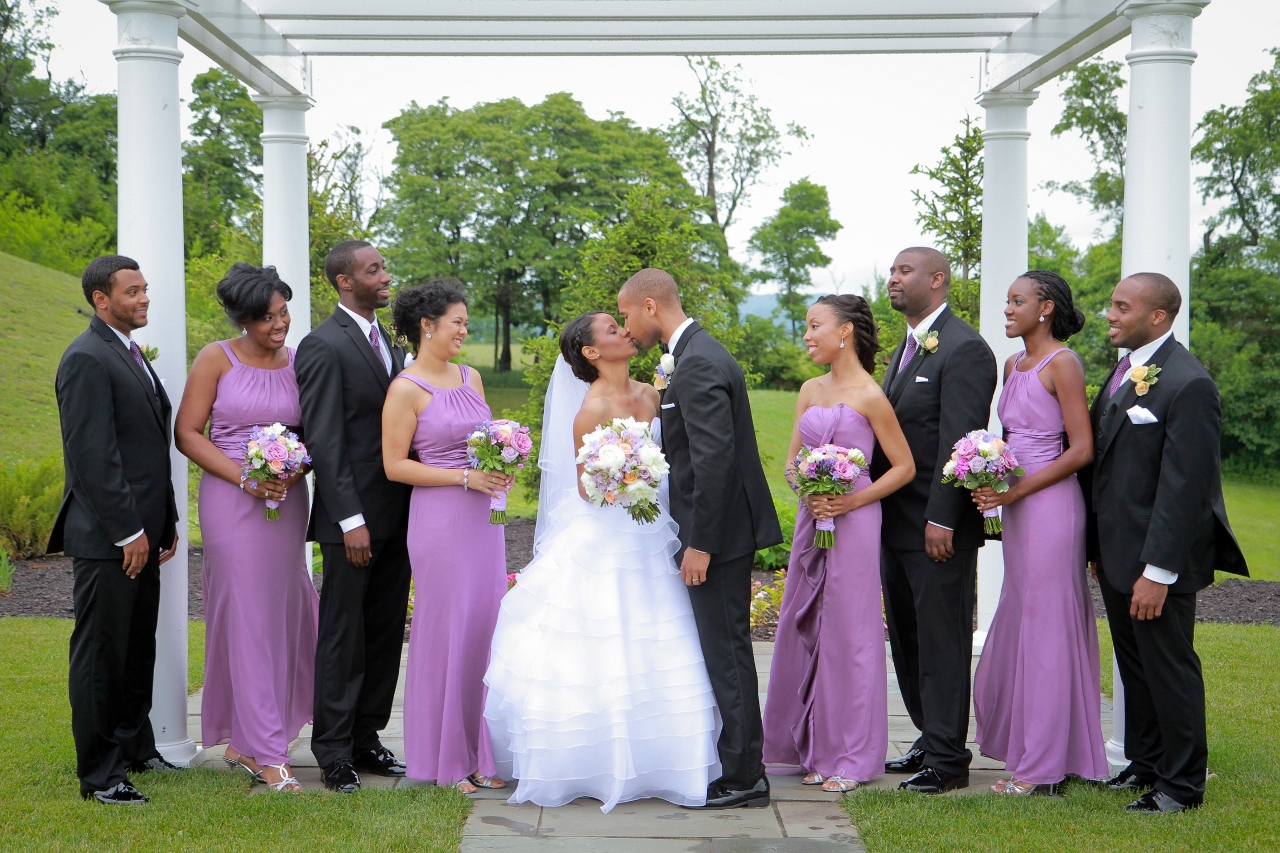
xmin=814 ymin=293 xmax=879 ymax=374
xmin=392 ymin=277 xmax=467 ymax=353
xmin=1020 ymin=269 xmax=1087 ymax=342
xmin=560 ymin=312 xmax=605 ymax=383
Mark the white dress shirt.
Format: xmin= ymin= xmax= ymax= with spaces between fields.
xmin=106 ymin=324 xmax=150 ymax=547
xmin=666 ymin=316 xmax=697 ymax=356
xmin=336 ymin=304 xmax=391 ymax=534
xmin=901 ymin=303 xmax=953 ymax=532
xmin=1118 ymin=330 xmax=1179 ymax=586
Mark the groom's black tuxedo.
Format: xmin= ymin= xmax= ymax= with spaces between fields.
xmin=660 ymin=321 xmax=782 ymax=790
xmin=1083 ymin=336 xmax=1246 ymax=804
xmin=50 ymin=316 xmax=179 ymax=795
xmin=871 ymin=305 xmax=997 ymax=778
xmin=296 ymin=306 xmax=412 ymax=770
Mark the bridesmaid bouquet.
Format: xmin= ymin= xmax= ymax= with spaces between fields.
xmin=466 ymin=419 xmax=533 ymax=524
xmin=243 ymin=423 xmax=310 ymax=520
xmin=576 ymin=417 xmax=668 ymax=524
xmin=941 ymin=429 xmax=1025 ymax=534
xmin=790 ymin=444 xmax=869 ymax=548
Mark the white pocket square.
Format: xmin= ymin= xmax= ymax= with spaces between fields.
xmin=1126 ymin=405 xmax=1158 ymax=425
xmin=661 ymin=403 xmax=675 ymax=410
xmin=915 ymin=376 xmax=929 ymax=383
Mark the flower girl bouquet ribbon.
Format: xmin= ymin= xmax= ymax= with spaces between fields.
xmin=576 ymin=417 xmax=669 ymax=524
xmin=941 ymin=430 xmax=1025 ymax=534
xmin=466 ymin=418 xmax=533 ymax=524
xmin=242 ymin=423 xmax=310 ymax=520
xmin=790 ymin=444 xmax=868 ymax=548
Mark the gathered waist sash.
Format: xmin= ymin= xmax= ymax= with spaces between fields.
xmin=1005 ymin=428 xmax=1064 ymax=465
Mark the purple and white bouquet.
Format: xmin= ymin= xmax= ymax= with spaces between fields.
xmin=790 ymin=444 xmax=869 ymax=549
xmin=576 ymin=417 xmax=668 ymax=524
xmin=243 ymin=422 xmax=310 ymax=520
xmin=941 ymin=429 xmax=1025 ymax=534
xmin=466 ymin=419 xmax=533 ymax=525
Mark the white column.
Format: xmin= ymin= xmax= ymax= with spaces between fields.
xmin=974 ymin=91 xmax=1037 ymax=653
xmin=104 ymin=0 xmax=197 ymax=765
xmin=253 ymin=94 xmax=314 ymax=347
xmin=1119 ymin=0 xmax=1208 ymax=344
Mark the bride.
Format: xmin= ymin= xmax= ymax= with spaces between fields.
xmin=483 ymin=311 xmax=719 ymax=812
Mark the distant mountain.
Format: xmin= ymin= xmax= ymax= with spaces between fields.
xmin=740 ymin=292 xmax=778 ymax=320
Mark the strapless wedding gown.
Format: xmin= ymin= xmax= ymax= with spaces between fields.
xmin=483 ymin=421 xmax=719 ymax=812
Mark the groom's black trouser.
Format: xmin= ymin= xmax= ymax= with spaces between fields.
xmin=311 ymin=536 xmax=411 ymax=770
xmin=881 ymin=545 xmax=976 ymax=777
xmin=687 ymin=551 xmax=764 ymax=790
xmin=1097 ymin=568 xmax=1206 ymax=803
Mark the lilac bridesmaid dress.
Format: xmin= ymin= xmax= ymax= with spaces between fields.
xmin=199 ymin=341 xmax=319 ymax=766
xmin=973 ymin=348 xmax=1108 ymax=784
xmin=399 ymin=364 xmax=506 ymax=785
xmin=764 ymin=404 xmax=888 ymax=783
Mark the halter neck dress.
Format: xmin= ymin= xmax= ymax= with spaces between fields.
xmin=198 ymin=340 xmax=319 ymax=766
xmin=973 ymin=348 xmax=1108 ymax=783
xmin=764 ymin=403 xmax=888 ymax=783
xmin=397 ymin=364 xmax=507 ymax=785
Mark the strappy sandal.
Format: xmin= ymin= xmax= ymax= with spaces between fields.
xmin=821 ymin=776 xmax=861 ymax=794
xmin=222 ymin=752 xmax=264 ymax=784
xmin=992 ymin=778 xmax=1058 ymax=796
xmin=261 ymin=763 xmax=302 ymax=793
xmin=802 ymin=773 xmax=827 ymax=786
xmin=467 ymin=774 xmax=506 ymax=789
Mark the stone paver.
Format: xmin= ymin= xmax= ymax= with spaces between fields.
xmin=188 ymin=639 xmax=1111 ymax=852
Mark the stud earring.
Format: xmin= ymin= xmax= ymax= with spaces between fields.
xmin=241 ymin=328 xmax=247 ymax=336
xmin=1039 ymin=316 xmax=1046 ymax=323
xmin=426 ymin=332 xmax=432 ymax=339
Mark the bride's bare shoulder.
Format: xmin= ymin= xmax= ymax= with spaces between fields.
xmin=574 ymin=393 xmax=614 ymax=433
xmin=634 ymin=380 xmax=660 ymax=411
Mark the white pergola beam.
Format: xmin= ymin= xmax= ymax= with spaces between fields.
xmin=177 ymin=0 xmax=310 ymax=95
xmin=982 ymin=0 xmax=1130 ymax=93
xmin=287 ymin=37 xmax=1007 ymax=56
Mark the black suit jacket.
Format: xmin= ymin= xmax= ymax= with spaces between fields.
xmin=48 ymin=317 xmax=179 ymax=558
xmin=871 ymin=306 xmax=997 ymax=551
xmin=660 ymin=322 xmax=783 ymax=563
xmin=295 ymin=307 xmax=411 ymax=544
xmin=1082 ymin=337 xmax=1247 ymax=594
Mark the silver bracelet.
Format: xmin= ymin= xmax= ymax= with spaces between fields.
xmin=462 ymin=469 xmax=469 ymax=491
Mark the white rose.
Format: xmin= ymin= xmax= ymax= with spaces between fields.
xmin=660 ymin=353 xmax=676 ymax=374
xmin=638 ymin=444 xmax=665 ymax=468
xmin=596 ymin=444 xmax=626 ymax=472
xmin=943 ymin=460 xmax=956 ymax=477
xmin=580 ymin=471 xmax=599 ymax=498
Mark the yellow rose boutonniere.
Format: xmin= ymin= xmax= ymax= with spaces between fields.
xmin=918 ymin=330 xmax=939 ymax=355
xmin=1129 ymin=363 xmax=1160 ymax=396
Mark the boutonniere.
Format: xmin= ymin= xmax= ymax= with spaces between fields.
xmin=653 ymin=353 xmax=676 ymax=390
xmin=140 ymin=344 xmax=159 ymax=362
xmin=1129 ymin=363 xmax=1161 ymax=396
xmin=917 ymin=330 xmax=939 ymax=355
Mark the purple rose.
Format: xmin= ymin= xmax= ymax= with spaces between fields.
xmin=511 ymin=432 xmax=533 ymax=455
xmin=831 ymin=459 xmax=857 ymax=482
xmin=263 ymin=441 xmax=289 ymax=462
xmin=955 ymin=437 xmax=978 ymax=457
xmin=501 ymin=446 xmax=519 ymax=464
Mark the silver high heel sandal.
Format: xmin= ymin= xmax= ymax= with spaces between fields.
xmin=262 ymin=763 xmax=302 ymax=793
xmin=222 ymin=753 xmax=265 ymax=784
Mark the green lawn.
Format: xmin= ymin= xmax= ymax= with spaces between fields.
xmin=1221 ymin=481 xmax=1280 ymax=581
xmin=0 ymin=617 xmax=470 ymax=852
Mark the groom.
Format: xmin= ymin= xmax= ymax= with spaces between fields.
xmin=619 ymin=268 xmax=783 ymax=810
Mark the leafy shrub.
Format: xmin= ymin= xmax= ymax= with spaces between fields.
xmin=0 ymin=192 xmax=110 ymax=276
xmin=754 ymin=497 xmax=797 ymax=572
xmin=0 ymin=549 xmax=13 ymax=595
xmin=739 ymin=315 xmax=824 ymax=391
xmin=0 ymin=456 xmax=65 ymax=559
xmin=750 ymin=570 xmax=787 ymax=629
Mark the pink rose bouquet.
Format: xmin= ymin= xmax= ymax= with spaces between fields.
xmin=790 ymin=444 xmax=868 ymax=548
xmin=243 ymin=422 xmax=310 ymax=520
xmin=466 ymin=418 xmax=532 ymax=524
xmin=941 ymin=429 xmax=1025 ymax=534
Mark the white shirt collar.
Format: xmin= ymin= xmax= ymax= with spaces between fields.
xmin=339 ymin=303 xmax=390 ymax=372
xmin=906 ymin=302 xmax=948 ymax=338
xmin=666 ymin=317 xmax=696 ymax=355
xmin=106 ymin=324 xmax=132 ymax=348
xmin=1126 ymin=330 xmax=1174 ymax=369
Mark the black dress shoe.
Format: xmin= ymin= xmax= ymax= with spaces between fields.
xmin=885 ymin=748 xmax=926 ymax=774
xmin=82 ymin=782 xmax=149 ymax=805
xmin=1123 ymin=789 xmax=1201 ymax=813
xmin=1106 ymin=767 xmax=1156 ymax=791
xmin=321 ymin=758 xmax=362 ymax=793
xmin=353 ymin=745 xmax=407 ymax=777
xmin=899 ymin=767 xmax=969 ymax=794
xmin=128 ymin=757 xmax=182 ymax=774
xmin=682 ymin=776 xmax=770 ymax=810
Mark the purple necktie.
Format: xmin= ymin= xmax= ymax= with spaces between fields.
xmin=1109 ymin=354 xmax=1132 ymax=397
xmin=369 ymin=325 xmax=385 ymax=367
xmin=900 ymin=333 xmax=920 ymax=372
xmin=129 ymin=341 xmax=148 ymax=372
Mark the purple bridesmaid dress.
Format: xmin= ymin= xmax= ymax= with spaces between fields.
xmin=764 ymin=404 xmax=888 ymax=783
xmin=199 ymin=341 xmax=319 ymax=766
xmin=973 ymin=348 xmax=1108 ymax=784
xmin=399 ymin=364 xmax=506 ymax=784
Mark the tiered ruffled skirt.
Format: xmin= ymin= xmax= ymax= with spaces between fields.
xmin=483 ymin=499 xmax=718 ymax=812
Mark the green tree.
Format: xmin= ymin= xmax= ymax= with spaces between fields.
xmin=910 ymin=115 xmax=983 ymax=325
xmin=1048 ymin=60 xmax=1128 ymax=226
xmin=309 ymin=128 xmax=375 ymax=327
xmin=748 ymin=178 xmax=841 ymax=341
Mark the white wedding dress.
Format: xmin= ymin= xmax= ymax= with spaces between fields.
xmin=483 ymin=358 xmax=718 ymax=813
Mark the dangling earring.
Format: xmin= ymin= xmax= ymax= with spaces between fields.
xmin=839 ymin=337 xmax=846 ymax=349
xmin=241 ymin=328 xmax=247 ymax=336
xmin=1038 ymin=316 xmax=1046 ymax=323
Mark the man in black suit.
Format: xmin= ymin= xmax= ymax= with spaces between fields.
xmin=871 ymin=247 xmax=997 ymax=794
xmin=50 ymin=255 xmax=182 ymax=804
xmin=1084 ymin=272 xmax=1247 ymax=813
xmin=296 ymin=240 xmax=413 ymax=792
xmin=618 ymin=268 xmax=783 ymax=810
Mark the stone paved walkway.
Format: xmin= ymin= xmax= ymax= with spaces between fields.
xmin=190 ymin=642 xmax=1112 ymax=852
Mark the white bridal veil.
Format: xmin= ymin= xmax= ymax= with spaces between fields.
xmin=532 ymin=355 xmax=590 ymax=559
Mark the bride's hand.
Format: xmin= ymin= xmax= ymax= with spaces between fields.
xmin=469 ymin=470 xmax=514 ymax=498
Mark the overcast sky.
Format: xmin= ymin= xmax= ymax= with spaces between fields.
xmin=47 ymin=1 xmax=1280 ymax=295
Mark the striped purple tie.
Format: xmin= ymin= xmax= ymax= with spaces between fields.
xmin=129 ymin=341 xmax=148 ymax=372
xmin=900 ymin=333 xmax=920 ymax=372
xmin=1109 ymin=354 xmax=1132 ymax=398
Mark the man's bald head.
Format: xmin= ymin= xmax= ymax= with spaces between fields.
xmin=1125 ymin=272 xmax=1182 ymax=320
xmin=888 ymin=246 xmax=952 ymax=320
xmin=617 ymin=268 xmax=687 ymax=350
xmin=899 ymin=247 xmax=951 ymax=289
xmin=619 ymin=268 xmax=682 ymax=309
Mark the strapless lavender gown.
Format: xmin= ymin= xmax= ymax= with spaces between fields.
xmin=199 ymin=341 xmax=319 ymax=765
xmin=973 ymin=349 xmax=1107 ymax=784
xmin=399 ymin=365 xmax=506 ymax=785
xmin=764 ymin=404 xmax=887 ymax=782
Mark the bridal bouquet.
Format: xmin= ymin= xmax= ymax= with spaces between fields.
xmin=243 ymin=423 xmax=310 ymax=520
xmin=941 ymin=429 xmax=1025 ymax=534
xmin=577 ymin=417 xmax=668 ymax=524
xmin=790 ymin=444 xmax=869 ymax=548
xmin=466 ymin=419 xmax=533 ymax=525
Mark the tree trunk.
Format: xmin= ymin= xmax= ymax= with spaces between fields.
xmin=493 ymin=303 xmax=499 ymax=370
xmin=497 ymin=276 xmax=514 ymax=373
